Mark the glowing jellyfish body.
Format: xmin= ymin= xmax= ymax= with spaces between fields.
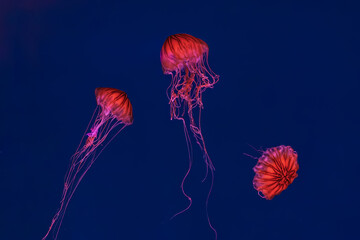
xmin=253 ymin=145 xmax=299 ymax=200
xmin=160 ymin=33 xmax=219 ymax=239
xmin=43 ymin=88 xmax=133 ymax=240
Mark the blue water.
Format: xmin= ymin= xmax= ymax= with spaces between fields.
xmin=1 ymin=0 xmax=359 ymax=239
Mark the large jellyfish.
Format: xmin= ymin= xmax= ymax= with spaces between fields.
xmin=43 ymin=87 xmax=133 ymax=240
xmin=160 ymin=33 xmax=219 ymax=239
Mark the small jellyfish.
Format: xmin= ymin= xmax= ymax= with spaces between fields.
xmin=253 ymin=145 xmax=299 ymax=200
xmin=43 ymin=88 xmax=133 ymax=240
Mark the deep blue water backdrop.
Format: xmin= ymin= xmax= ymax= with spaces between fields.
xmin=1 ymin=0 xmax=359 ymax=239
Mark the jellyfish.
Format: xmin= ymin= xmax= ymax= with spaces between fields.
xmin=43 ymin=87 xmax=133 ymax=240
xmin=252 ymin=145 xmax=299 ymax=200
xmin=160 ymin=33 xmax=219 ymax=239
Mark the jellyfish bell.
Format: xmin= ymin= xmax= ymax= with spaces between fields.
xmin=253 ymin=145 xmax=299 ymax=200
xmin=95 ymin=87 xmax=133 ymax=125
xmin=43 ymin=87 xmax=133 ymax=240
xmin=160 ymin=33 xmax=209 ymax=74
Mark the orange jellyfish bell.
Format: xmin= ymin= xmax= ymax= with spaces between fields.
xmin=253 ymin=145 xmax=299 ymax=200
xmin=95 ymin=87 xmax=133 ymax=125
xmin=160 ymin=33 xmax=209 ymax=74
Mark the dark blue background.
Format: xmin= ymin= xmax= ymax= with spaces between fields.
xmin=1 ymin=0 xmax=359 ymax=239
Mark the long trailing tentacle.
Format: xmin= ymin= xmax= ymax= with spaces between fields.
xmin=42 ymin=113 xmax=127 ymax=240
xmin=187 ymin=106 xmax=217 ymax=240
xmin=170 ymin=117 xmax=193 ymax=220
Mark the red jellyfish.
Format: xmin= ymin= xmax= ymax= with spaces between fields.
xmin=43 ymin=88 xmax=133 ymax=240
xmin=253 ymin=145 xmax=299 ymax=200
xmin=160 ymin=33 xmax=219 ymax=239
